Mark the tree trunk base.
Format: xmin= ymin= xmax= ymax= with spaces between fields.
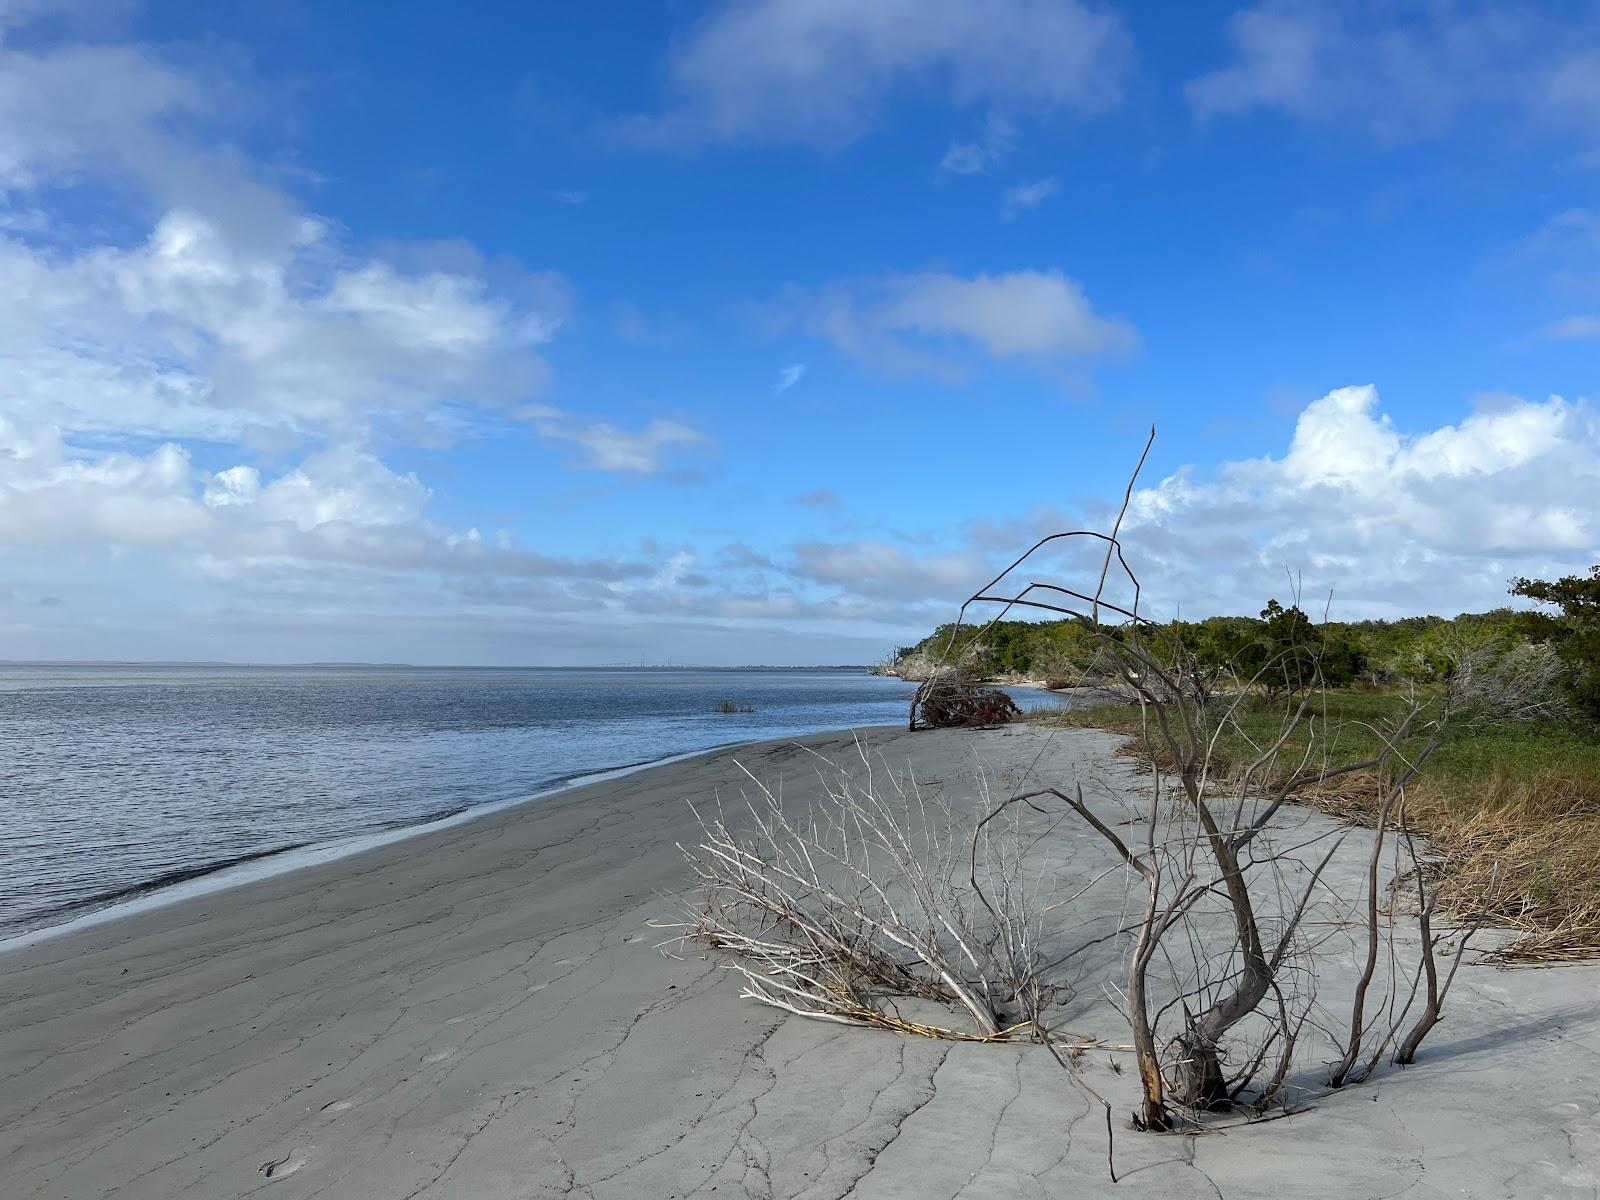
xmin=1171 ymin=1033 xmax=1230 ymax=1112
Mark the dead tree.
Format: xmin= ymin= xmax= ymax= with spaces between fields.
xmin=674 ymin=428 xmax=1513 ymax=1139
xmin=894 ymin=429 xmax=1505 ymax=1125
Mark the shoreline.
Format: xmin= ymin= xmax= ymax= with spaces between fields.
xmin=6 ymin=676 xmax=1066 ymax=953
xmin=0 ymin=725 xmax=899 ymax=957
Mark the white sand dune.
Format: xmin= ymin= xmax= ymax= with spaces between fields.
xmin=2 ymin=724 xmax=1597 ymax=1198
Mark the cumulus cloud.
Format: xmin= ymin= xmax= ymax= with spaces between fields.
xmin=0 ymin=414 xmax=669 ymax=593
xmin=1068 ymin=390 xmax=1593 ymax=620
xmin=771 ymin=387 xmax=1599 ymax=627
xmin=1188 ymin=2 xmax=1600 ymax=141
xmin=883 ymin=272 xmax=1131 ymax=357
xmin=0 ymin=416 xmax=207 ymax=546
xmin=0 ymin=39 xmax=298 ymax=244
xmin=1001 ymin=176 xmax=1059 ymax=218
xmin=0 ymin=27 xmax=590 ymax=455
xmin=201 ymin=465 xmax=261 ymax=509
xmin=0 ymin=211 xmax=570 ymax=447
xmin=780 ymin=269 xmax=1134 ymax=381
xmin=0 ymin=24 xmax=702 ymax=484
xmin=0 ymin=417 xmax=389 ymax=547
xmin=1101 ymin=386 xmax=1599 ymax=618
xmin=245 ymin=447 xmax=430 ymax=532
xmin=616 ymin=0 xmax=1131 ymax=150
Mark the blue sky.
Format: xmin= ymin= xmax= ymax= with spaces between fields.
xmin=1 ymin=0 xmax=1597 ymax=664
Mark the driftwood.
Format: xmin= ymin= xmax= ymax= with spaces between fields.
xmin=911 ymin=677 xmax=1021 ymax=730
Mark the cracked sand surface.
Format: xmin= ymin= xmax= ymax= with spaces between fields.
xmin=2 ymin=725 xmax=1597 ymax=1198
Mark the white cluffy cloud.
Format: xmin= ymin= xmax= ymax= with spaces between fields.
xmin=1080 ymin=386 xmax=1596 ymax=618
xmin=0 ymin=210 xmax=571 ymax=448
xmin=213 ymin=448 xmax=431 ymax=532
xmin=785 ymin=269 xmax=1135 ymax=381
xmin=0 ymin=17 xmax=716 ymax=470
xmin=0 ymin=417 xmax=422 ymax=548
xmin=0 ymin=38 xmax=297 ymax=243
xmin=1188 ymin=2 xmax=1600 ymax=141
xmin=617 ymin=0 xmax=1131 ymax=149
xmin=1115 ymin=385 xmax=1598 ymax=616
xmin=0 ymin=415 xmax=672 ymax=590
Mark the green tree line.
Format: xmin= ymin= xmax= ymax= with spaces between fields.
xmin=891 ymin=565 xmax=1600 ymax=720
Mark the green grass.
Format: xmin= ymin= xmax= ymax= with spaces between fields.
xmin=1426 ymin=721 xmax=1600 ymax=782
xmin=1047 ymin=689 xmax=1600 ymax=783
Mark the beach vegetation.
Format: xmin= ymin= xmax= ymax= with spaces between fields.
xmin=889 ymin=605 xmax=1548 ymax=696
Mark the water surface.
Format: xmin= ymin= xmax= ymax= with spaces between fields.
xmin=0 ymin=665 xmax=1060 ymax=937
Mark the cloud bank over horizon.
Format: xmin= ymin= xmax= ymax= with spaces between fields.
xmin=6 ymin=384 xmax=1592 ymax=664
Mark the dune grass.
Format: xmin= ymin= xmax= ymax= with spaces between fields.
xmin=1040 ymin=691 xmax=1600 ymax=964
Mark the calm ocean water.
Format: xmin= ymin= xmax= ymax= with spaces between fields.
xmin=0 ymin=665 xmax=1062 ymax=938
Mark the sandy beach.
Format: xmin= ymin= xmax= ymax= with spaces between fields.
xmin=3 ymin=723 xmax=1598 ymax=1199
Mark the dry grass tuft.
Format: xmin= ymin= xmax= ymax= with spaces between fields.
xmin=1404 ymin=769 xmax=1600 ymax=964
